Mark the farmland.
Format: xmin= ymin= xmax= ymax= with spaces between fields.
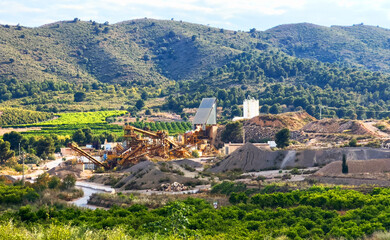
xmin=2 ymin=110 xmax=127 ymax=137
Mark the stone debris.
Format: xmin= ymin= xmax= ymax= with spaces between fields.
xmin=160 ymin=182 xmax=188 ymax=192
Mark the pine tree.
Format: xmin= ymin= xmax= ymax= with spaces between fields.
xmin=342 ymin=154 xmax=348 ymax=174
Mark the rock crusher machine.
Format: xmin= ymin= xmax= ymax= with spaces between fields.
xmin=69 ymin=97 xmax=219 ymax=169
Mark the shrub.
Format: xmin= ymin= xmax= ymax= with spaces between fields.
xmin=191 ymin=150 xmax=199 ymax=158
xmin=60 ymin=174 xmax=76 ymax=190
xmin=48 ymin=176 xmax=61 ymax=189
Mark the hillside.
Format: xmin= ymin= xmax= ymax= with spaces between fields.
xmin=0 ymin=108 xmax=52 ymax=125
xmin=2 ymin=19 xmax=390 ymax=120
xmin=261 ymin=23 xmax=390 ymax=72
xmin=0 ymin=18 xmax=256 ymax=86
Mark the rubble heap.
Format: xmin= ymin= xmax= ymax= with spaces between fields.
xmin=160 ymin=182 xmax=188 ymax=192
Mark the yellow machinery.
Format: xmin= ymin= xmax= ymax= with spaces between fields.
xmin=69 ymin=142 xmax=110 ymax=169
xmin=69 ymin=97 xmax=220 ymax=169
xmin=118 ymin=125 xmax=191 ymax=166
xmin=69 ymin=125 xmax=193 ymax=169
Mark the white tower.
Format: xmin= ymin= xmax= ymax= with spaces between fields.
xmin=243 ymin=98 xmax=259 ymax=119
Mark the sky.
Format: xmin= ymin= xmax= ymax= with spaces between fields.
xmin=1 ymin=0 xmax=390 ymax=31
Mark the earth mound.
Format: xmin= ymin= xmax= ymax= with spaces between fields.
xmin=315 ymin=159 xmax=390 ymax=176
xmin=209 ymin=143 xmax=287 ymax=173
xmin=243 ymin=111 xmax=315 ymax=142
xmin=302 ymin=119 xmax=372 ymax=135
xmin=171 ymin=159 xmax=202 ymax=168
xmin=115 ymin=160 xmax=204 ymax=190
xmin=47 ymin=163 xmax=83 ymax=178
xmin=246 ymin=111 xmax=316 ymax=130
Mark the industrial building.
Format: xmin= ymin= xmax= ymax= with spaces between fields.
xmin=233 ymin=97 xmax=260 ymax=121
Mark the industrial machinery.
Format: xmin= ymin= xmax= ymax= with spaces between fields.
xmin=118 ymin=125 xmax=191 ymax=166
xmin=69 ymin=125 xmax=192 ymax=169
xmin=68 ymin=142 xmax=110 ymax=169
xmin=69 ymin=97 xmax=219 ymax=169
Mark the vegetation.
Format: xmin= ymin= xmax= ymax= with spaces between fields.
xmin=275 ymin=128 xmax=290 ymax=148
xmin=221 ymin=121 xmax=243 ymax=143
xmin=128 ymin=121 xmax=192 ymax=135
xmin=27 ymin=110 xmax=127 ymax=126
xmin=0 ymin=108 xmax=52 ymax=125
xmin=342 ymin=154 xmax=349 ymax=174
xmin=2 ymin=20 xmax=390 ymax=120
xmin=262 ymin=23 xmax=390 ymax=73
xmin=3 ymin=186 xmax=390 ymax=239
xmin=0 ymin=184 xmax=39 ymax=204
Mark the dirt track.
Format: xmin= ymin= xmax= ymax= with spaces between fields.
xmin=0 ymin=127 xmax=41 ymax=135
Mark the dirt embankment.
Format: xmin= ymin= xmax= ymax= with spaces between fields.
xmin=302 ymin=119 xmax=372 ymax=135
xmin=246 ymin=111 xmax=316 ymax=130
xmin=210 ymin=143 xmax=390 ymax=173
xmin=243 ymin=111 xmax=316 ymax=143
xmin=308 ymin=159 xmax=390 ymax=186
xmin=209 ymin=143 xmax=287 ymax=172
xmin=315 ymin=159 xmax=390 ymax=176
xmin=91 ymin=159 xmax=206 ymax=191
xmin=47 ymin=163 xmax=83 ymax=178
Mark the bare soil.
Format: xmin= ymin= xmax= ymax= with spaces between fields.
xmin=0 ymin=127 xmax=41 ymax=135
xmin=246 ymin=111 xmax=316 ymax=131
xmin=309 ymin=159 xmax=390 ymax=186
xmin=315 ymin=159 xmax=390 ymax=176
xmin=90 ymin=160 xmax=207 ymax=190
xmin=47 ymin=163 xmax=83 ymax=178
xmin=302 ymin=119 xmax=372 ymax=135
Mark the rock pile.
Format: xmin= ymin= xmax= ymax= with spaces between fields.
xmin=160 ymin=182 xmax=188 ymax=192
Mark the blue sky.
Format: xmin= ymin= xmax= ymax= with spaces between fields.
xmin=1 ymin=0 xmax=390 ymax=31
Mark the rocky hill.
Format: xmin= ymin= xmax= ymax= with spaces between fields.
xmin=261 ymin=23 xmax=390 ymax=72
xmin=3 ymin=19 xmax=390 ymax=118
xmin=0 ymin=18 xmax=256 ymax=86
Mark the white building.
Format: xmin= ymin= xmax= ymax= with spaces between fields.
xmin=233 ymin=97 xmax=259 ymax=121
xmin=243 ymin=98 xmax=259 ymax=119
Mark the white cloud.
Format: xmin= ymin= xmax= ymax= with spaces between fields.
xmin=0 ymin=1 xmax=44 ymax=13
xmin=3 ymin=0 xmax=390 ymax=30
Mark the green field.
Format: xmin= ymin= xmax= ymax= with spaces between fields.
xmin=129 ymin=121 xmax=192 ymax=135
xmin=2 ymin=110 xmax=126 ymax=137
xmin=32 ymin=110 xmax=127 ymax=126
xmin=2 ymin=110 xmax=192 ymax=138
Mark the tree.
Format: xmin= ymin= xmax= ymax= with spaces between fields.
xmin=72 ymin=129 xmax=86 ymax=145
xmin=36 ymin=137 xmax=55 ymax=159
xmin=260 ymin=105 xmax=270 ymax=114
xmin=82 ymin=128 xmax=93 ymax=144
xmin=145 ymin=109 xmax=152 ymax=115
xmin=342 ymin=154 xmax=348 ymax=174
xmin=221 ymin=122 xmax=243 ymax=143
xmin=136 ymin=99 xmax=145 ymax=110
xmin=74 ymin=92 xmax=86 ymax=102
xmin=231 ymin=105 xmax=242 ymax=117
xmin=91 ymin=136 xmax=101 ymax=150
xmin=0 ymin=139 xmax=14 ymax=164
xmin=61 ymin=174 xmax=76 ymax=190
xmin=48 ymin=176 xmax=61 ymax=189
xmin=270 ymin=104 xmax=280 ymax=114
xmin=275 ymin=128 xmax=290 ymax=148
xmin=349 ymin=138 xmax=358 ymax=147
xmin=141 ymin=91 xmax=149 ymax=100
xmin=2 ymin=131 xmax=23 ymax=151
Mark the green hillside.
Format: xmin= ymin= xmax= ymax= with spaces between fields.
xmin=2 ymin=19 xmax=390 ymax=119
xmin=0 ymin=19 xmax=257 ymax=86
xmin=261 ymin=23 xmax=390 ymax=72
xmin=0 ymin=108 xmax=52 ymax=125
